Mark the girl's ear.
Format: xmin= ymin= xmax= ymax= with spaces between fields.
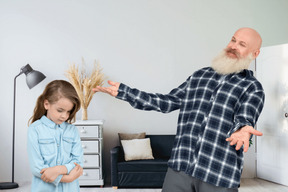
xmin=43 ymin=99 xmax=49 ymax=110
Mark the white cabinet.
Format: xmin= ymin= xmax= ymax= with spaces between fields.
xmin=74 ymin=120 xmax=104 ymax=186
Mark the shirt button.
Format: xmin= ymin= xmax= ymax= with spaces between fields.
xmin=57 ymin=161 xmax=60 ymax=164
xmin=210 ymin=97 xmax=214 ymax=101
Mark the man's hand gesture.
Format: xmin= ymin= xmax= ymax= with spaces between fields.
xmin=92 ymin=80 xmax=120 ymax=97
xmin=226 ymin=125 xmax=263 ymax=152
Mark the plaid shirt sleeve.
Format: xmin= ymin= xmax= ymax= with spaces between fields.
xmin=229 ymin=82 xmax=265 ymax=136
xmin=116 ymin=78 xmax=190 ymax=113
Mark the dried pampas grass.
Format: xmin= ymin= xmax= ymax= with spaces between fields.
xmin=65 ymin=58 xmax=106 ymax=120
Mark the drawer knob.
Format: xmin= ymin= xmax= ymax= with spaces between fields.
xmin=83 ymin=172 xmax=88 ymax=176
xmin=84 ymin=159 xmax=87 ymax=163
xmin=81 ymin=129 xmax=87 ymax=133
xmin=82 ymin=145 xmax=87 ymax=149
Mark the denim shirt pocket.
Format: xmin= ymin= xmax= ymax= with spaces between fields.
xmin=38 ymin=138 xmax=56 ymax=156
xmin=63 ymin=137 xmax=73 ymax=154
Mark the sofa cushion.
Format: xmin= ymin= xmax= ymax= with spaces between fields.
xmin=118 ymin=132 xmax=146 ymax=140
xmin=117 ymin=158 xmax=169 ymax=172
xmin=121 ymin=138 xmax=154 ymax=161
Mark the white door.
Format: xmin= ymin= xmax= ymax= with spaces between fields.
xmin=256 ymin=43 xmax=288 ymax=186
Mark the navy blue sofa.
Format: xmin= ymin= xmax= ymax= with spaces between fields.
xmin=110 ymin=135 xmax=175 ymax=188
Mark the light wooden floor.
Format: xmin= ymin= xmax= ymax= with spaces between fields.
xmin=3 ymin=178 xmax=288 ymax=192
xmin=239 ymin=178 xmax=288 ymax=192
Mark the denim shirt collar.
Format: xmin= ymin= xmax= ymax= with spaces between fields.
xmin=40 ymin=115 xmax=66 ymax=129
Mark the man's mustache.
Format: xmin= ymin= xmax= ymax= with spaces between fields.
xmin=225 ymin=48 xmax=240 ymax=58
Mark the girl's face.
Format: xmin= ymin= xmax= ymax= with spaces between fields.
xmin=44 ymin=97 xmax=74 ymax=125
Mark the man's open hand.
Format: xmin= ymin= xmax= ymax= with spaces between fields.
xmin=92 ymin=80 xmax=120 ymax=97
xmin=226 ymin=125 xmax=263 ymax=152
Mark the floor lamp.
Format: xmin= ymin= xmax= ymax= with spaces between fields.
xmin=0 ymin=64 xmax=46 ymax=189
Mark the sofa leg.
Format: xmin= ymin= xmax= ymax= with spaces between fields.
xmin=112 ymin=186 xmax=118 ymax=189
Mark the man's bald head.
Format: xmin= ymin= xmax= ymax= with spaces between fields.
xmin=226 ymin=27 xmax=262 ymax=59
xmin=235 ymin=27 xmax=262 ymax=50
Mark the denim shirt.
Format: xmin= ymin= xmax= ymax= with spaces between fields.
xmin=27 ymin=116 xmax=83 ymax=192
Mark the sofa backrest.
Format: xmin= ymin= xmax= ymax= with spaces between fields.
xmin=146 ymin=135 xmax=175 ymax=159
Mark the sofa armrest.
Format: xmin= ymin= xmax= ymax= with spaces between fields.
xmin=111 ymin=146 xmax=123 ymax=187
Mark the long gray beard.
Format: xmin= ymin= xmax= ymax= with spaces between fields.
xmin=211 ymin=50 xmax=254 ymax=75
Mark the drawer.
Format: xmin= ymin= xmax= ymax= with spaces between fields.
xmin=83 ymin=155 xmax=99 ymax=168
xmin=79 ymin=169 xmax=100 ymax=180
xmin=76 ymin=126 xmax=99 ymax=138
xmin=81 ymin=141 xmax=99 ymax=154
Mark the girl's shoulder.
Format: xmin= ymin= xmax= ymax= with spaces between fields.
xmin=28 ymin=119 xmax=42 ymax=128
xmin=27 ymin=119 xmax=47 ymax=135
xmin=63 ymin=121 xmax=76 ymax=128
xmin=62 ymin=122 xmax=79 ymax=133
xmin=62 ymin=122 xmax=80 ymax=139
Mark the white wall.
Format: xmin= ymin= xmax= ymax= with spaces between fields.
xmin=0 ymin=0 xmax=288 ymax=185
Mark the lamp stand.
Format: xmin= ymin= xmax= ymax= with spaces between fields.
xmin=0 ymin=64 xmax=45 ymax=189
xmin=0 ymin=73 xmax=21 ymax=190
xmin=0 ymin=183 xmax=19 ymax=190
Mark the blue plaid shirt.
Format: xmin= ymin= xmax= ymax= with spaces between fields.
xmin=116 ymin=67 xmax=264 ymax=189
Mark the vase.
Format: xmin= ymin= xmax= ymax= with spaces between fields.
xmin=82 ymin=107 xmax=88 ymax=120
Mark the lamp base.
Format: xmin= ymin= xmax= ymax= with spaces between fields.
xmin=0 ymin=182 xmax=19 ymax=189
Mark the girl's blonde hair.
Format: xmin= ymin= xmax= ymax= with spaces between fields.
xmin=29 ymin=80 xmax=80 ymax=125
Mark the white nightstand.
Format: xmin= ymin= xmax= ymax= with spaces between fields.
xmin=74 ymin=120 xmax=104 ymax=187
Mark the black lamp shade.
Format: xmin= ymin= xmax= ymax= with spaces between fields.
xmin=21 ymin=64 xmax=46 ymax=89
xmin=26 ymin=71 xmax=46 ymax=89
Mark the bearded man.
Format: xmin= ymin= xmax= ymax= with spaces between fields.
xmin=93 ymin=27 xmax=265 ymax=192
